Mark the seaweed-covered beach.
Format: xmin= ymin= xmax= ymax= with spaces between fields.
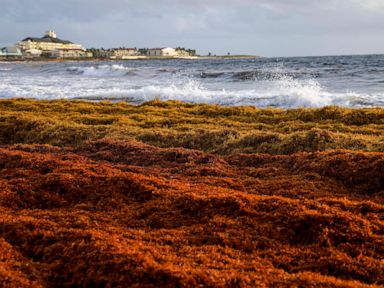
xmin=0 ymin=99 xmax=383 ymax=287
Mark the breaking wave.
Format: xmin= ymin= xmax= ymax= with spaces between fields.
xmin=0 ymin=71 xmax=380 ymax=108
xmin=73 ymin=78 xmax=377 ymax=108
xmin=66 ymin=64 xmax=136 ymax=77
xmin=1 ymin=55 xmax=384 ymax=108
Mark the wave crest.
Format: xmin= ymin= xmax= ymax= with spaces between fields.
xmin=66 ymin=64 xmax=135 ymax=77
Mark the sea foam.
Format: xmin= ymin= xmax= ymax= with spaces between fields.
xmin=66 ymin=64 xmax=135 ymax=77
xmin=1 ymin=57 xmax=383 ymax=108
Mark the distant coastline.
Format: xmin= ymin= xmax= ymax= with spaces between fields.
xmin=0 ymin=55 xmax=259 ymax=63
xmin=0 ymin=30 xmax=259 ymax=62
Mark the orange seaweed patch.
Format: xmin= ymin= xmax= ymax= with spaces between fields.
xmin=0 ymin=140 xmax=383 ymax=287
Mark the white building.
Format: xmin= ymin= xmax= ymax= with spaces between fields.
xmin=17 ymin=30 xmax=88 ymax=58
xmin=147 ymin=48 xmax=178 ymax=57
xmin=0 ymin=46 xmax=22 ymax=57
xmin=24 ymin=49 xmax=42 ymax=57
xmin=110 ymin=48 xmax=139 ymax=58
xmin=50 ymin=49 xmax=91 ymax=58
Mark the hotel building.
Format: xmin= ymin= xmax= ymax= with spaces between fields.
xmin=17 ymin=30 xmax=90 ymax=58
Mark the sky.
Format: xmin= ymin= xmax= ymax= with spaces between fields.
xmin=1 ymin=0 xmax=384 ymax=57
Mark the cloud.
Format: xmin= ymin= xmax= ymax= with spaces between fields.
xmin=0 ymin=0 xmax=384 ymax=56
xmin=353 ymin=0 xmax=384 ymax=10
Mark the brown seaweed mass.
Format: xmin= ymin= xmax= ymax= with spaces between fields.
xmin=0 ymin=139 xmax=383 ymax=287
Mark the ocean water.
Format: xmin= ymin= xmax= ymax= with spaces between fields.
xmin=1 ymin=54 xmax=384 ymax=108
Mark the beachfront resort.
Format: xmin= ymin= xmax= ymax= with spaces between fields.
xmin=0 ymin=30 xmax=197 ymax=60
